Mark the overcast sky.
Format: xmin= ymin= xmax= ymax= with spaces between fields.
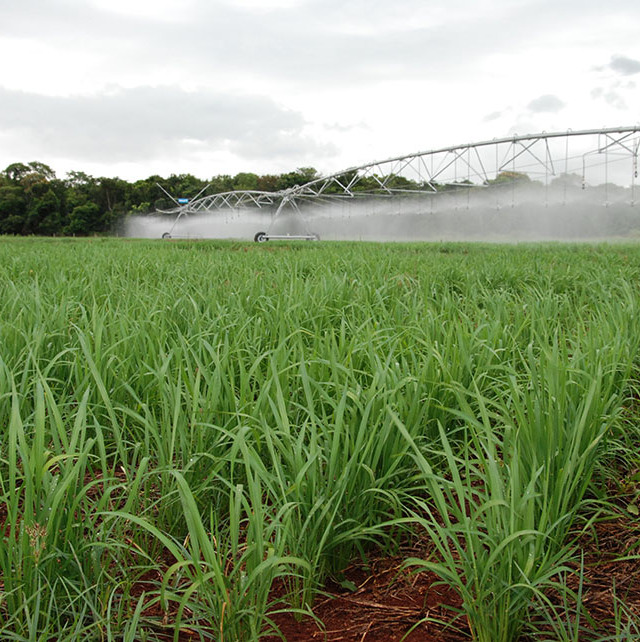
xmin=0 ymin=0 xmax=638 ymax=180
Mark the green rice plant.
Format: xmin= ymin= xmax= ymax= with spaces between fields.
xmin=222 ymin=327 xmax=483 ymax=608
xmin=398 ymin=328 xmax=636 ymax=642
xmin=397 ymin=415 xmax=568 ymax=642
xmin=0 ymin=382 xmax=119 ymax=639
xmin=524 ymin=555 xmax=597 ymax=642
xmin=527 ymin=571 xmax=640 ymax=641
xmin=599 ymin=581 xmax=640 ymax=641
xmin=229 ymin=395 xmax=403 ymax=609
xmin=106 ymin=470 xmax=307 ymax=641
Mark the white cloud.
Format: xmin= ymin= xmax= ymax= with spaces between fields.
xmin=0 ymin=86 xmax=333 ymax=165
xmin=86 ymin=0 xmax=196 ymax=22
xmin=0 ymin=0 xmax=638 ymax=178
xmin=527 ymin=95 xmax=566 ymax=113
xmin=608 ymin=55 xmax=640 ymax=76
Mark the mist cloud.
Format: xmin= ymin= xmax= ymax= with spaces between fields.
xmin=127 ymin=183 xmax=640 ymax=243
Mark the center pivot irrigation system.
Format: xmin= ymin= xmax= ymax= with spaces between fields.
xmin=158 ymin=126 xmax=640 ymax=241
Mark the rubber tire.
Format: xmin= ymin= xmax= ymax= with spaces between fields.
xmin=254 ymin=231 xmax=268 ymax=243
xmin=162 ymin=232 xmax=171 ymax=239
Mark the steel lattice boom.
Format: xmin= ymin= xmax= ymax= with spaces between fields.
xmin=159 ymin=126 xmax=640 ymax=239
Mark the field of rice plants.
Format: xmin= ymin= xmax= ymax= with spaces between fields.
xmin=1 ymin=237 xmax=639 ymax=641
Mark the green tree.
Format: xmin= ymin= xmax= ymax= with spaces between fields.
xmin=233 ymin=172 xmax=259 ymax=191
xmin=486 ymin=171 xmax=531 ymax=185
xmin=209 ymin=175 xmax=235 ymax=193
xmin=25 ymin=187 xmax=61 ymax=235
xmin=0 ymin=185 xmax=27 ymax=233
xmin=256 ymin=174 xmax=280 ymax=192
xmin=3 ymin=162 xmax=31 ymax=183
xmin=276 ymin=167 xmax=320 ymax=190
xmin=65 ymin=203 xmax=101 ymax=235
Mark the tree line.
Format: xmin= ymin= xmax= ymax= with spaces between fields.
xmin=0 ymin=162 xmax=327 ymax=236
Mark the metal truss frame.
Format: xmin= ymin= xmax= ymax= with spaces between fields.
xmin=159 ymin=126 xmax=640 ymax=237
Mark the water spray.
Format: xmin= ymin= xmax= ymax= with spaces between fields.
xmin=125 ymin=127 xmax=640 ymax=242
